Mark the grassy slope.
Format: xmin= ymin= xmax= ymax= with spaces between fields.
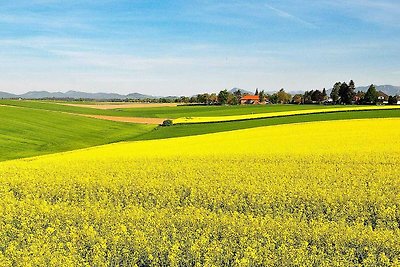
xmin=136 ymin=109 xmax=400 ymax=140
xmin=0 ymin=106 xmax=155 ymax=161
xmin=0 ymin=100 xmax=354 ymax=118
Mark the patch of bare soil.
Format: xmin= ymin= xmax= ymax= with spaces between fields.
xmin=78 ymin=114 xmax=166 ymax=125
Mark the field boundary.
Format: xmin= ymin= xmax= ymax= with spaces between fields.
xmin=76 ymin=114 xmax=166 ymax=124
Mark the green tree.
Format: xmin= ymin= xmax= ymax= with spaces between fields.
xmin=259 ymin=90 xmax=266 ymax=103
xmin=179 ymin=96 xmax=189 ymax=103
xmin=311 ymin=90 xmax=324 ymax=103
xmin=322 ymin=88 xmax=327 ymax=100
xmin=277 ymin=88 xmax=291 ymax=104
xmin=196 ymin=94 xmax=207 ymax=104
xmin=388 ymin=96 xmax=397 ymax=105
xmin=227 ymin=92 xmax=238 ymax=105
xmin=346 ymin=80 xmax=356 ymax=103
xmin=234 ymin=89 xmax=242 ymax=98
xmin=349 ymin=80 xmax=356 ymax=94
xmin=217 ymin=89 xmax=229 ymax=105
xmin=233 ymin=90 xmax=242 ymax=104
xmin=209 ymin=93 xmax=218 ymax=104
xmin=255 ymin=88 xmax=259 ymax=96
xmin=331 ymin=82 xmax=341 ymax=104
xmin=292 ymin=94 xmax=303 ymax=104
xmin=269 ymin=93 xmax=278 ymax=104
xmin=363 ymin=84 xmax=378 ymax=104
xmin=339 ymin=82 xmax=354 ymax=104
xmin=303 ymin=91 xmax=313 ymax=104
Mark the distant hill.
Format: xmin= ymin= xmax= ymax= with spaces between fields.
xmin=125 ymin=92 xmax=156 ymax=100
xmin=0 ymin=92 xmax=17 ymax=99
xmin=0 ymin=90 xmax=156 ymax=100
xmin=356 ymin=85 xmax=400 ymax=95
xmin=230 ymin=88 xmax=299 ymax=95
xmin=229 ymin=88 xmax=254 ymax=95
xmin=19 ymin=91 xmax=66 ymax=99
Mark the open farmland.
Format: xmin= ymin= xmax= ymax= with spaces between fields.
xmin=172 ymin=105 xmax=400 ymax=124
xmin=0 ymin=100 xmax=357 ymax=119
xmin=0 ymin=105 xmax=155 ymax=161
xmin=1 ymin=102 xmax=399 ymax=162
xmin=0 ymin=119 xmax=399 ymax=266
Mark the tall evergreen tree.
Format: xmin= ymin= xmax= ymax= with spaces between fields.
xmin=259 ymin=90 xmax=266 ymax=102
xmin=349 ymin=80 xmax=355 ymax=90
xmin=217 ymin=89 xmax=229 ymax=105
xmin=348 ymin=80 xmax=356 ymax=102
xmin=255 ymin=88 xmax=259 ymax=96
xmin=364 ymin=84 xmax=378 ymax=104
xmin=322 ymin=88 xmax=327 ymax=100
xmin=339 ymin=82 xmax=353 ymax=104
xmin=331 ymin=82 xmax=341 ymax=104
xmin=339 ymin=82 xmax=348 ymax=104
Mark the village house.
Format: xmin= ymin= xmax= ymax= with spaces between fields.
xmin=240 ymin=95 xmax=260 ymax=105
xmin=377 ymin=91 xmax=389 ymax=104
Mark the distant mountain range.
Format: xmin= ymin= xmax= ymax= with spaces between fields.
xmin=1 ymin=85 xmax=399 ymax=100
xmin=355 ymin=85 xmax=400 ymax=96
xmin=0 ymin=90 xmax=157 ymax=100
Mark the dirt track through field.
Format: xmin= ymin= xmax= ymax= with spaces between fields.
xmin=61 ymin=103 xmax=178 ymax=109
xmin=77 ymin=114 xmax=166 ymax=124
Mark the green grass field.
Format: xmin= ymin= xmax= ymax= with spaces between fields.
xmin=0 ymin=100 xmax=355 ymax=118
xmin=0 ymin=106 xmax=155 ymax=161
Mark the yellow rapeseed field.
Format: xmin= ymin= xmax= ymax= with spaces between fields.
xmin=173 ymin=105 xmax=400 ymax=124
xmin=0 ymin=118 xmax=399 ymax=266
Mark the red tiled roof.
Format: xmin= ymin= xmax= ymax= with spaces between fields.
xmin=241 ymin=95 xmax=260 ymax=100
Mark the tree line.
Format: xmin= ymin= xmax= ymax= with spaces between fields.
xmin=177 ymin=80 xmax=398 ymax=105
xmin=169 ymin=88 xmax=292 ymax=105
xmin=68 ymin=81 xmax=398 ymax=105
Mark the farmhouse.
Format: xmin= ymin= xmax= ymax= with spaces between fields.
xmin=240 ymin=95 xmax=260 ymax=105
xmin=378 ymin=91 xmax=389 ymax=104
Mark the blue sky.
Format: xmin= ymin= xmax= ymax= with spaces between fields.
xmin=0 ymin=0 xmax=399 ymax=95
